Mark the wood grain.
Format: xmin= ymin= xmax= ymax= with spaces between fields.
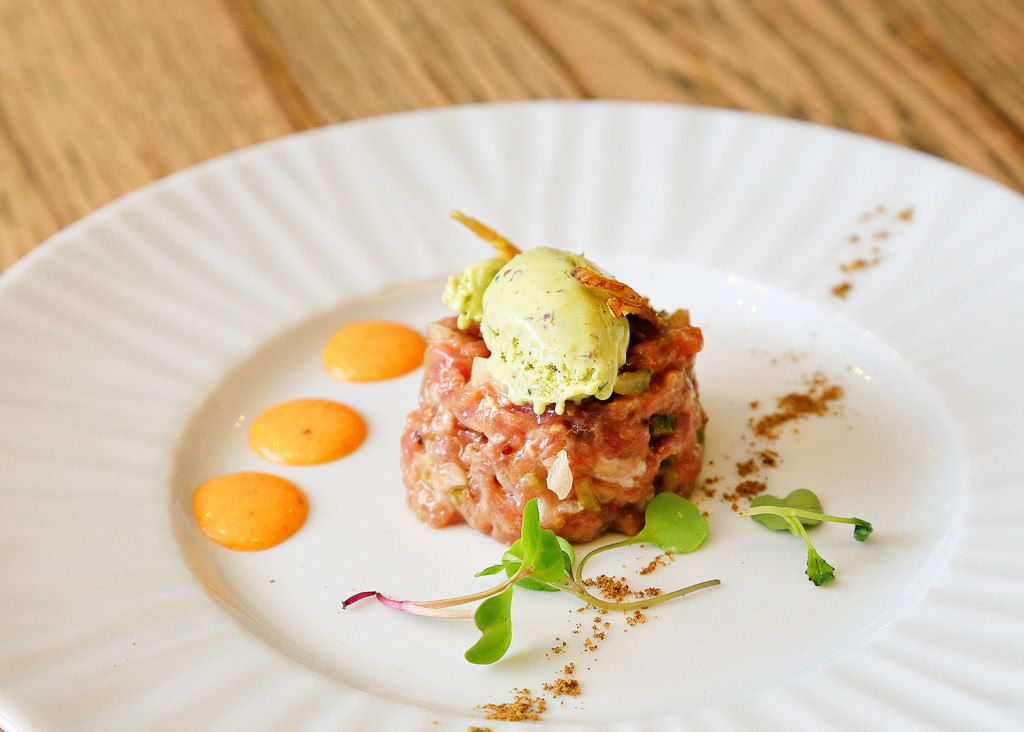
xmin=1 ymin=0 xmax=1021 ymax=271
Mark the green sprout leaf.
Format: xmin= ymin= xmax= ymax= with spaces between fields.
xmin=526 ymin=531 xmax=570 ymax=585
xmin=516 ymin=498 xmax=563 ymax=579
xmin=805 ymin=544 xmax=836 ymax=585
xmin=741 ymin=489 xmax=872 ymax=587
xmin=500 ymin=533 xmax=574 ymax=592
xmin=464 ymin=586 xmax=514 ymax=664
xmin=749 ymin=489 xmax=823 ymax=531
xmin=474 ymin=563 xmax=507 ymax=577
xmin=853 ymin=521 xmax=873 ymax=542
xmin=633 ymin=492 xmax=709 ymax=553
xmin=345 ymin=496 xmax=720 ymax=665
xmin=518 ymin=497 xmax=543 ymax=554
xmin=577 ymin=493 xmax=708 ymax=578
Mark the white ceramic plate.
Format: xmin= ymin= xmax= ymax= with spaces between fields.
xmin=1 ymin=101 xmax=1022 ymax=731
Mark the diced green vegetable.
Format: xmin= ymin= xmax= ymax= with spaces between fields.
xmin=613 ymin=369 xmax=652 ymax=395
xmin=648 ymin=414 xmax=678 ymax=438
xmin=574 ymin=477 xmax=601 ymax=511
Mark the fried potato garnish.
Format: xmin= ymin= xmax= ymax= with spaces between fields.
xmin=570 ymin=266 xmax=660 ymax=324
xmin=450 ymin=210 xmax=522 ymax=262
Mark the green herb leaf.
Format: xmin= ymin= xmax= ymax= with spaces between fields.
xmin=516 ymin=499 xmax=568 ymax=584
xmin=741 ymin=489 xmax=872 ymax=587
xmin=347 ymin=497 xmax=720 ymax=666
xmin=519 ymin=498 xmax=543 ymax=558
xmin=853 ymin=521 xmax=873 ymax=542
xmin=464 ymin=586 xmax=514 ymax=664
xmin=633 ymin=493 xmax=708 ymax=553
xmin=500 ymin=503 xmax=573 ymax=591
xmin=749 ymin=489 xmax=823 ymax=531
xmin=556 ymin=535 xmax=576 ymax=571
xmin=474 ymin=563 xmax=507 ymax=577
xmin=501 ymin=542 xmax=555 ymax=592
xmin=576 ymin=493 xmax=708 ymax=580
xmin=529 ymin=528 xmax=569 ymax=584
xmin=805 ymin=548 xmax=836 ymax=586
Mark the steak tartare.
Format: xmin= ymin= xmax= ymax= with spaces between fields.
xmin=400 ymin=312 xmax=705 ymax=544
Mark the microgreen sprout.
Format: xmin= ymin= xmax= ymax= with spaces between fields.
xmin=343 ymin=495 xmax=719 ymax=664
xmin=740 ymin=488 xmax=873 ymax=586
xmin=575 ymin=492 xmax=709 ymax=579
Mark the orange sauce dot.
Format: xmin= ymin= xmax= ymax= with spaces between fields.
xmin=322 ymin=320 xmax=426 ymax=382
xmin=248 ymin=398 xmax=366 ymax=465
xmin=192 ymin=472 xmax=308 ymax=551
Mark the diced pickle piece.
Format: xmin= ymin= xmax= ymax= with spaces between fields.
xmin=649 ymin=414 xmax=678 ymax=438
xmin=613 ymin=369 xmax=652 ymax=395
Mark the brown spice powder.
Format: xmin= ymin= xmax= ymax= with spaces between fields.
xmin=750 ymin=375 xmax=844 ymax=440
xmin=626 ymin=610 xmax=647 ymax=626
xmin=638 ymin=552 xmax=674 ymax=575
xmin=478 ymin=689 xmax=547 ymax=722
xmin=839 ymin=254 xmax=883 ymax=273
xmin=701 ymin=372 xmax=845 ymax=511
xmin=543 ymin=677 xmax=581 ymax=698
xmin=831 ymin=204 xmax=914 ymax=297
xmin=542 ymin=663 xmax=582 ymax=699
xmin=722 ymin=479 xmax=768 ymax=509
xmin=582 ymin=575 xmax=635 ymax=603
xmin=830 ymin=281 xmax=853 ymax=298
xmin=736 ymin=458 xmax=758 ymax=477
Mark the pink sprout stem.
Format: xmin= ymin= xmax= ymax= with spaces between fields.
xmin=342 ymin=590 xmax=474 ymax=618
xmin=342 ymin=567 xmax=530 ymax=618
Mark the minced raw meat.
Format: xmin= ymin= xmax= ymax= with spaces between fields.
xmin=400 ymin=315 xmax=705 ymax=544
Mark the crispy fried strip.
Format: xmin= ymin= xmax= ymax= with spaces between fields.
xmin=570 ymin=266 xmax=660 ymax=323
xmin=450 ymin=210 xmax=522 ymax=261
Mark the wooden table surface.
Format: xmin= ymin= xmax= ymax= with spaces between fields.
xmin=1 ymin=0 xmax=1022 ymax=273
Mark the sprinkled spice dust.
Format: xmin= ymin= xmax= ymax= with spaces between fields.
xmin=542 ymin=663 xmax=582 ymax=699
xmin=699 ymin=371 xmax=846 ymax=512
xmin=750 ymin=372 xmax=844 ymax=440
xmin=736 ymin=458 xmax=758 ymax=477
xmin=768 ymin=349 xmax=808 ymax=365
xmin=582 ymin=574 xmax=654 ymax=604
xmin=831 ymin=281 xmax=853 ymax=299
xmin=839 ymin=253 xmax=884 ymax=273
xmin=830 ymin=204 xmax=915 ymax=298
xmin=516 ymin=557 xmax=677 ymax=718
xmin=638 ymin=552 xmax=674 ymax=575
xmin=722 ymin=480 xmax=768 ymax=511
xmin=477 ymin=689 xmax=547 ymax=722
xmin=758 ymin=449 xmax=780 ymax=468
xmin=699 ymin=472 xmax=720 ymax=499
xmin=583 ymin=575 xmax=631 ymax=603
xmin=626 ymin=610 xmax=647 ymax=626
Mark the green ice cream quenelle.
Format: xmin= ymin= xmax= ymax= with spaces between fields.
xmin=474 ymin=246 xmax=630 ymax=415
xmin=442 ymin=257 xmax=505 ymax=330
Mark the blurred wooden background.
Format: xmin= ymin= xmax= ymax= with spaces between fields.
xmin=1 ymin=0 xmax=1022 ymax=271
